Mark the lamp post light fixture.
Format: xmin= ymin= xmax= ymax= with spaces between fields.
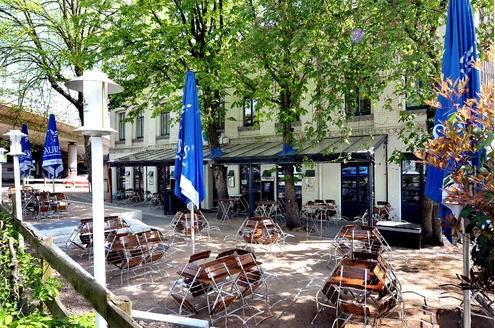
xmin=4 ymin=130 xmax=26 ymax=221
xmin=0 ymin=147 xmax=7 ymax=206
xmin=65 ymin=70 xmax=122 ymax=328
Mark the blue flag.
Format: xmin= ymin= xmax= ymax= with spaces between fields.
xmin=42 ymin=114 xmax=64 ymax=179
xmin=174 ymin=71 xmax=205 ymax=207
xmin=19 ymin=123 xmax=33 ymax=178
xmin=424 ymin=0 xmax=480 ymax=239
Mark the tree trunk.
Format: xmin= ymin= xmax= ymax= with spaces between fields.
xmin=283 ymin=164 xmax=301 ymax=229
xmin=84 ymin=135 xmax=92 ymax=190
xmin=212 ymin=164 xmax=227 ymax=219
xmin=421 ymin=196 xmax=443 ymax=245
xmin=8 ymin=237 xmax=23 ymax=313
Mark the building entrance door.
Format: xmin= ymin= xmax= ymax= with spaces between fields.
xmin=401 ymin=158 xmax=425 ymax=224
xmin=341 ymin=163 xmax=369 ymax=219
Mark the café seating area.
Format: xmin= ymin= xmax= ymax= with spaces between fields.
xmin=17 ymin=187 xmax=71 ymax=220
xmin=66 ymin=215 xmax=130 ymax=251
xmin=168 ymin=249 xmax=272 ymax=326
xmin=301 ymin=200 xmax=353 ymax=237
xmin=66 ymin=215 xmax=176 ymax=284
xmin=234 ymin=216 xmax=293 ymax=253
xmin=312 ymin=224 xmax=407 ymax=327
xmin=105 ymin=228 xmax=172 ymax=284
xmin=168 ymin=209 xmax=218 ymax=240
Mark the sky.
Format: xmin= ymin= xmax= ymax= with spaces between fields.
xmin=1 ymin=68 xmax=81 ymax=127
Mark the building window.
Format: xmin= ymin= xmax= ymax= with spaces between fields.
xmin=118 ymin=112 xmax=126 ymax=141
xmin=134 ymin=166 xmax=144 ymax=192
xmin=243 ymin=98 xmax=258 ymax=126
xmin=216 ymin=97 xmax=225 ymax=132
xmin=117 ymin=167 xmax=125 ymax=192
xmin=405 ymin=73 xmax=428 ymax=111
xmin=159 ymin=111 xmax=170 ymax=137
xmin=345 ymin=87 xmax=371 ymax=117
xmin=135 ymin=111 xmax=144 ymax=139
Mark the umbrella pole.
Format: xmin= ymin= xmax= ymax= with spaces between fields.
xmin=462 ymin=219 xmax=471 ymax=328
xmin=190 ymin=203 xmax=195 ymax=254
xmin=52 ymin=178 xmax=55 ymax=193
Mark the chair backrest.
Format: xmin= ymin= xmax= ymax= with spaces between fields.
xmin=105 ymin=217 xmax=125 ymax=231
xmin=353 ymin=251 xmax=379 ymax=261
xmin=339 ymin=300 xmax=371 ymax=317
xmin=189 ymin=250 xmax=211 ymax=263
xmin=120 ymin=234 xmax=142 ymax=250
xmin=54 ymin=193 xmax=67 ymax=201
xmin=143 ymin=230 xmax=163 ymax=245
xmin=321 ymin=282 xmax=339 ymax=304
xmin=205 ymin=262 xmax=229 ymax=283
xmin=38 ymin=192 xmax=50 ymax=202
xmin=235 ymin=253 xmax=258 ymax=270
xmin=216 ymin=248 xmax=252 ymax=259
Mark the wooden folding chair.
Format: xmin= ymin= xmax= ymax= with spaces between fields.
xmin=332 ymin=266 xmax=373 ymax=328
xmin=235 ymin=253 xmax=269 ymax=305
xmin=141 ymin=229 xmax=171 ymax=274
xmin=216 ymin=248 xmax=253 ymax=260
xmin=311 ymin=281 xmax=339 ymax=325
xmin=117 ymin=234 xmax=146 ymax=284
xmin=205 ymin=262 xmax=245 ymax=326
xmin=169 ymin=262 xmax=205 ymax=316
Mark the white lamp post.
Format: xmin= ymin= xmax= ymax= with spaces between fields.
xmin=4 ymin=130 xmax=27 ymax=249
xmin=4 ymin=130 xmax=26 ymax=221
xmin=0 ymin=147 xmax=8 ymax=206
xmin=65 ymin=70 xmax=123 ymax=328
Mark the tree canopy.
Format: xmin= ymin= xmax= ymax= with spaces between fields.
xmin=0 ymin=0 xmax=122 ymax=124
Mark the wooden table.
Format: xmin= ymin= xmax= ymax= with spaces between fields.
xmin=217 ymin=198 xmax=235 ymax=221
xmin=179 ymin=254 xmax=260 ymax=285
xmin=302 ymin=204 xmax=330 ymax=237
xmin=255 ymin=200 xmax=278 ymax=218
xmin=238 ymin=216 xmax=281 ymax=245
xmin=327 ymin=258 xmax=385 ymax=292
xmin=173 ymin=210 xmax=207 ymax=236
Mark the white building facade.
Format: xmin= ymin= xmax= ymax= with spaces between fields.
xmin=108 ymin=81 xmax=428 ymax=223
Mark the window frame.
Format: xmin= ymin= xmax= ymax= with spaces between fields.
xmin=135 ymin=111 xmax=144 ymax=140
xmin=345 ymin=87 xmax=371 ymax=117
xmin=405 ymin=73 xmax=428 ymax=111
xmin=159 ymin=111 xmax=170 ymax=137
xmin=118 ymin=112 xmax=126 ymax=142
xmin=243 ymin=98 xmax=258 ymax=126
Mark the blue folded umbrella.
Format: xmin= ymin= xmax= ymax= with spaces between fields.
xmin=19 ymin=123 xmax=33 ymax=178
xmin=42 ymin=114 xmax=64 ymax=179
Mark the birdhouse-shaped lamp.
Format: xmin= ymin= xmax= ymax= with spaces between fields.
xmin=4 ymin=130 xmax=26 ymax=156
xmin=65 ymin=70 xmax=123 ymax=136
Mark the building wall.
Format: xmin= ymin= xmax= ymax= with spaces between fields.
xmin=108 ymin=79 xmax=428 ymax=216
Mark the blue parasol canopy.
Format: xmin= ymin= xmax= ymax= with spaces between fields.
xmin=42 ymin=114 xmax=64 ymax=179
xmin=19 ymin=123 xmax=33 ymax=178
xmin=424 ymin=0 xmax=480 ymax=241
xmin=174 ymin=71 xmax=206 ymax=208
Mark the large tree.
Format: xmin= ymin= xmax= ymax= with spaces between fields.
xmin=233 ymin=0 xmax=492 ymax=229
xmin=232 ymin=0 xmax=324 ymax=228
xmin=0 ymin=0 xmax=120 ymax=180
xmin=0 ymin=0 xmax=118 ymax=124
xmin=99 ymin=0 xmax=239 ymax=217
